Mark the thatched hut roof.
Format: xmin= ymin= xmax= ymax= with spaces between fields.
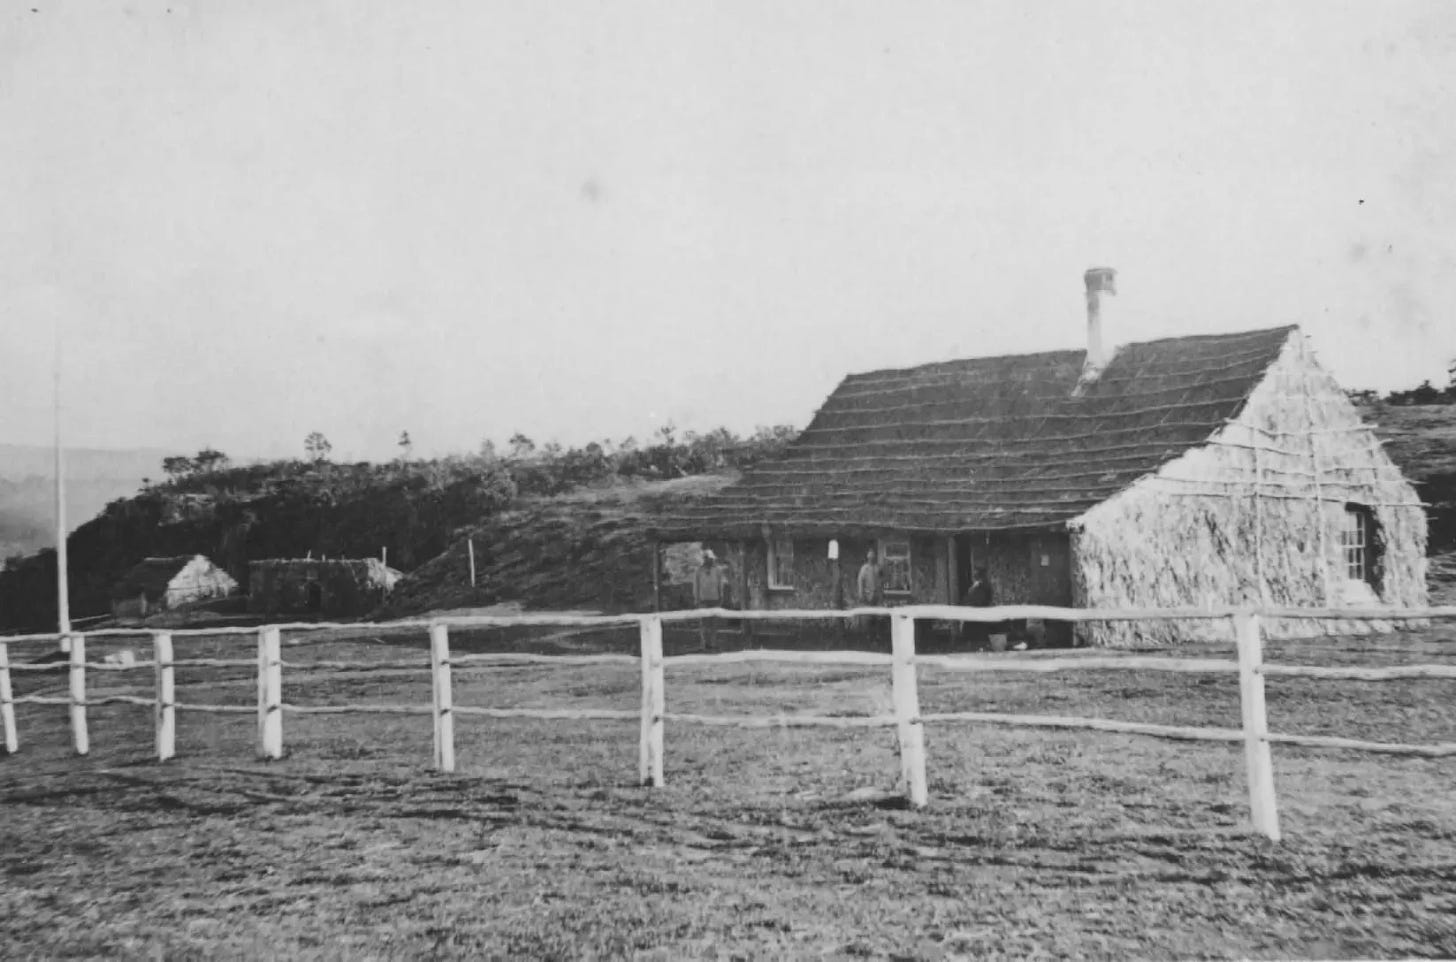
xmin=111 ymin=555 xmax=201 ymax=602
xmin=653 ymin=325 xmax=1298 ymax=539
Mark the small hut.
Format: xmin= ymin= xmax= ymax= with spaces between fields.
xmin=247 ymin=558 xmax=403 ymax=617
xmin=110 ymin=555 xmax=239 ymax=622
xmin=652 ymin=268 xmax=1428 ymax=646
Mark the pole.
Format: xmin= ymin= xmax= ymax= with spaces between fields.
xmin=430 ymin=623 xmax=455 ymax=772
xmin=890 ymin=613 xmax=927 ymax=807
xmin=68 ymin=633 xmax=88 ymax=755
xmin=638 ymin=615 xmax=665 ymax=787
xmin=153 ymin=632 xmax=176 ymax=761
xmin=256 ymin=627 xmax=282 ymax=759
xmin=468 ymin=538 xmax=477 ymax=588
xmin=0 ymin=642 xmax=17 ymax=754
xmin=53 ymin=324 xmax=70 ymax=644
xmin=1234 ymin=612 xmax=1280 ymax=841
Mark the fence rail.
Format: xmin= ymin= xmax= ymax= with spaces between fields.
xmin=3 ymin=602 xmax=1456 ymax=842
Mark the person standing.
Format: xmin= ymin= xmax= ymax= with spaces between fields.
xmin=961 ymin=566 xmax=994 ymax=647
xmin=855 ymin=548 xmax=883 ymax=637
xmin=693 ymin=549 xmax=732 ymax=651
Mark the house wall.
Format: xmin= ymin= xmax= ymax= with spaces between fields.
xmin=112 ymin=595 xmax=148 ymax=622
xmin=966 ymin=531 xmax=1073 ymax=607
xmin=248 ymin=562 xmax=392 ymax=616
xmin=1073 ymin=332 xmax=1427 ymax=647
xmin=734 ymin=534 xmax=960 ymax=610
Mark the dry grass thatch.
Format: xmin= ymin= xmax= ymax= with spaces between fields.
xmin=109 ymin=554 xmax=237 ymax=604
xmin=653 ymin=326 xmax=1297 ymax=539
xmin=1073 ymin=334 xmax=1427 ymax=646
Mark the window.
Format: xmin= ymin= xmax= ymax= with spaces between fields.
xmin=1341 ymin=504 xmax=1380 ymax=587
xmin=767 ymin=536 xmax=794 ymax=590
xmin=880 ymin=539 xmax=912 ymax=594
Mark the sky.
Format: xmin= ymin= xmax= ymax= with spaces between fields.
xmin=2 ymin=0 xmax=1454 ymax=462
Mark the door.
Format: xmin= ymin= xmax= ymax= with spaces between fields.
xmin=953 ymin=534 xmax=975 ymax=603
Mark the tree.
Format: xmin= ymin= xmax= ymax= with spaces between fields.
xmin=193 ymin=448 xmax=229 ymax=473
xmin=398 ymin=431 xmax=414 ymax=461
xmin=161 ymin=455 xmax=195 ymax=481
xmin=508 ymin=433 xmax=536 ymax=459
xmin=304 ymin=432 xmax=332 ymax=463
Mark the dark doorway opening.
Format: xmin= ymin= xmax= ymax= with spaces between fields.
xmin=306 ymin=581 xmax=323 ymax=611
xmin=953 ymin=533 xmax=974 ymax=603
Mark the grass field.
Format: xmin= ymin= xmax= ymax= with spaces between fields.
xmin=4 ymin=622 xmax=1456 ymax=960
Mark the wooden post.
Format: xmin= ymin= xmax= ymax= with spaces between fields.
xmin=1234 ymin=613 xmax=1280 ymax=841
xmin=430 ymin=623 xmax=455 ymax=773
xmin=256 ymin=627 xmax=282 ymax=760
xmin=467 ymin=538 xmax=477 ymax=588
xmin=890 ymin=613 xmax=928 ymax=807
xmin=638 ymin=615 xmax=665 ymax=787
xmin=68 ymin=633 xmax=88 ymax=755
xmin=153 ymin=632 xmax=175 ymax=762
xmin=0 ymin=642 xmax=17 ymax=754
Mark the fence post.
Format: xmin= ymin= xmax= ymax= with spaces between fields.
xmin=153 ymin=632 xmax=175 ymax=762
xmin=0 ymin=642 xmax=16 ymax=754
xmin=69 ymin=633 xmax=89 ymax=755
xmin=1234 ymin=612 xmax=1280 ymax=841
xmin=891 ymin=612 xmax=928 ymax=807
xmin=639 ymin=615 xmax=665 ymax=787
xmin=256 ymin=627 xmax=283 ymax=760
xmin=430 ymin=623 xmax=455 ymax=773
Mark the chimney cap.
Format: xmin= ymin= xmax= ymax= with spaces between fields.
xmin=1084 ymin=266 xmax=1117 ymax=294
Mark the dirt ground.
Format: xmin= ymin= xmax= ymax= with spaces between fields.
xmin=3 ymin=621 xmax=1456 ymax=960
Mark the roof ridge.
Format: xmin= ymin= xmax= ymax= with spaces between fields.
xmin=844 ymin=325 xmax=1296 ymax=383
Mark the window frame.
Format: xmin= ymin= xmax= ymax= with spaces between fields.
xmin=767 ymin=536 xmax=795 ymax=591
xmin=879 ymin=538 xmax=913 ymax=596
xmin=1341 ymin=503 xmax=1379 ymax=588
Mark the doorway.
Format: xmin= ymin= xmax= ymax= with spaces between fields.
xmin=952 ymin=533 xmax=975 ymax=603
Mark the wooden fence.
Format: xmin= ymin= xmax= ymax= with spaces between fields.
xmin=4 ymin=603 xmax=1456 ymax=842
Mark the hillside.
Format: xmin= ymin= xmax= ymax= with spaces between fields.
xmin=0 ymin=428 xmax=794 ymax=632
xmin=1358 ymin=402 xmax=1456 ymax=549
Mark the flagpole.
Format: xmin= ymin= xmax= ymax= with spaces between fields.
xmin=54 ymin=323 xmax=71 ymax=644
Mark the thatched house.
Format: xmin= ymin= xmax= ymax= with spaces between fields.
xmin=653 ymin=268 xmax=1427 ymax=646
xmin=111 ymin=555 xmax=239 ymax=621
xmin=247 ymin=558 xmax=403 ymax=617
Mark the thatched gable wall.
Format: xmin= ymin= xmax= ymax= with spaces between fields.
xmin=1074 ymin=332 xmax=1427 ymax=646
xmin=653 ymin=327 xmax=1296 ymax=539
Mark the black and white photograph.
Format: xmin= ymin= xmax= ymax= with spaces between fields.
xmin=2 ymin=1 xmax=1455 ymax=958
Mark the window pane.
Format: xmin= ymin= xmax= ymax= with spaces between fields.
xmin=882 ymin=540 xmax=911 ymax=594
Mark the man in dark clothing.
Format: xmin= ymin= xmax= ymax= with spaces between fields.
xmin=961 ymin=567 xmax=994 ymax=646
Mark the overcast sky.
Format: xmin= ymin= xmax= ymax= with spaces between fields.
xmin=3 ymin=1 xmax=1454 ymax=462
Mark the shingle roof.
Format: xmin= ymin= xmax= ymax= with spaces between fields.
xmin=653 ymin=325 xmax=1297 ymax=538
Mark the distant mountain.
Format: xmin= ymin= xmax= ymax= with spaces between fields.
xmin=0 ymin=444 xmax=167 ymax=558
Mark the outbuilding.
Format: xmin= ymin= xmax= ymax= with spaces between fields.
xmin=110 ymin=554 xmax=239 ymax=621
xmin=247 ymin=557 xmax=403 ymax=617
